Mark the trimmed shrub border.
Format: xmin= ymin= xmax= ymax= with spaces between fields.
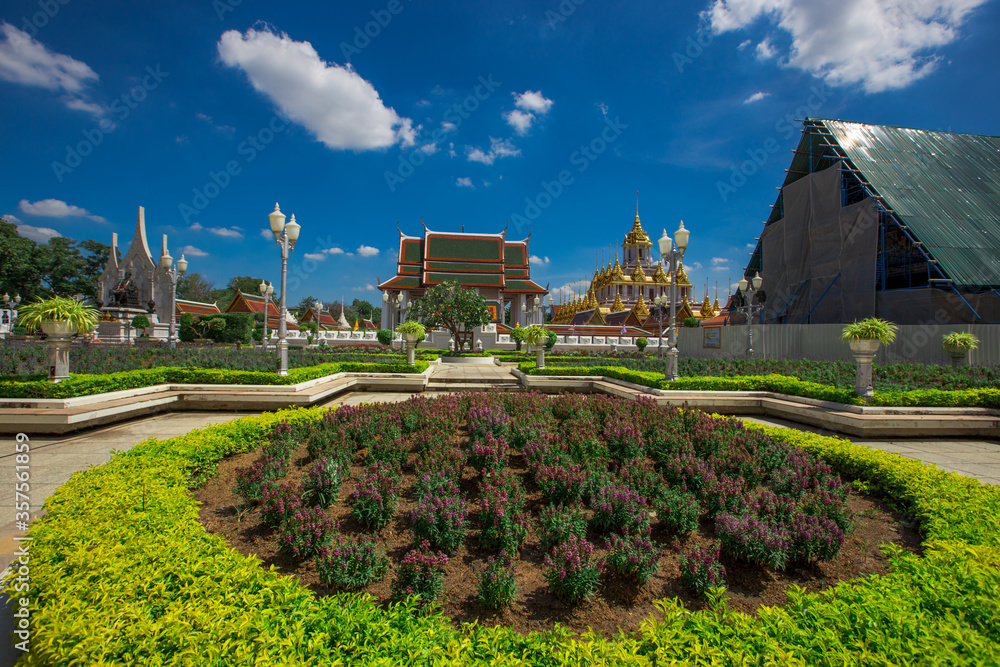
xmin=522 ymin=362 xmax=1000 ymax=409
xmin=0 ymin=361 xmax=430 ymax=399
xmin=8 ymin=401 xmax=1000 ymax=664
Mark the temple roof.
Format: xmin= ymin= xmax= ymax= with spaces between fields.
xmin=175 ymin=299 xmax=220 ymax=316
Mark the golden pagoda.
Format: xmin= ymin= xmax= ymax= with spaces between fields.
xmin=584 ymin=195 xmax=691 ymax=316
xmin=633 ymin=291 xmax=650 ymax=319
xmin=700 ymin=295 xmax=715 ymax=318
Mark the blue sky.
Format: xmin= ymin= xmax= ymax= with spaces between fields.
xmin=2 ymin=0 xmax=998 ymax=305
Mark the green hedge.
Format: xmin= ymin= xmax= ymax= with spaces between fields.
xmin=524 ymin=364 xmax=1000 ymax=408
xmin=10 ymin=407 xmax=999 ymax=664
xmin=0 ymin=361 xmax=430 ymax=399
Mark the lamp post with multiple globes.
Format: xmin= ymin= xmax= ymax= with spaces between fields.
xmin=267 ymin=203 xmax=301 ymax=376
xmin=657 ymin=220 xmax=690 ymax=381
xmin=258 ymin=280 xmax=274 ymax=349
xmin=158 ymin=249 xmax=188 ymax=348
xmin=738 ymin=272 xmax=764 ymax=356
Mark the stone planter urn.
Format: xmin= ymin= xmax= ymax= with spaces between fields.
xmin=944 ymin=345 xmax=969 ymax=368
xmin=848 ymin=338 xmax=880 ymax=397
xmin=534 ymin=343 xmax=545 ymax=370
xmin=402 ymin=331 xmax=419 ymax=365
xmin=40 ymin=320 xmax=77 ymax=382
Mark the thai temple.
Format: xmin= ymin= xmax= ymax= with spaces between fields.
xmin=550 ymin=201 xmax=721 ymax=331
xmin=377 ymin=220 xmax=547 ymax=330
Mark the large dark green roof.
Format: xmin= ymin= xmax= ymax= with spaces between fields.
xmin=806 ymin=119 xmax=1000 ymax=287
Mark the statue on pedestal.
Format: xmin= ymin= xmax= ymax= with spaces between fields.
xmin=110 ymin=270 xmax=140 ymax=308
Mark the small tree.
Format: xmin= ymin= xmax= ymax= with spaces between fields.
xmin=376 ymin=328 xmax=393 ymax=346
xmin=510 ymin=325 xmax=526 ymax=351
xmin=131 ymin=314 xmax=151 ymax=337
xmin=407 ymin=281 xmax=491 ymax=354
xmin=192 ymin=316 xmax=226 ymax=340
xmin=635 ymin=336 xmax=648 ymax=352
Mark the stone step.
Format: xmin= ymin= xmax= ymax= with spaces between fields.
xmin=425 ymin=382 xmax=522 ymax=392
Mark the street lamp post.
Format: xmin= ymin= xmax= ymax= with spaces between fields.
xmin=268 ymin=203 xmax=301 ymax=376
xmin=258 ymin=280 xmax=274 ymax=350
xmin=3 ymin=293 xmax=21 ymax=333
xmin=522 ymin=295 xmax=543 ymax=326
xmin=652 ymin=290 xmax=666 ymax=358
xmin=737 ymin=272 xmax=764 ymax=356
xmin=658 ymin=221 xmax=690 ymax=381
xmin=158 ymin=249 xmax=188 ymax=348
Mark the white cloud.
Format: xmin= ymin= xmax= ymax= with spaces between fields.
xmin=684 ymin=261 xmax=704 ymax=273
xmin=504 ymin=109 xmax=535 ymax=136
xmin=217 ymin=27 xmax=415 ymax=150
xmin=456 ymin=177 xmax=475 ymax=188
xmin=3 ymin=213 xmax=20 ymax=223
xmin=327 ymin=247 xmax=344 ymax=255
xmin=357 ymin=245 xmax=380 ymax=257
xmin=743 ymin=91 xmax=770 ymax=104
xmin=711 ymin=256 xmax=731 ymax=272
xmin=703 ymin=0 xmax=988 ymax=93
xmin=504 ymin=90 xmax=554 ymax=135
xmin=190 ymin=222 xmax=243 ymax=238
xmin=0 ymin=23 xmax=102 ymax=116
xmin=466 ymin=137 xmax=521 ymax=165
xmin=529 ymin=255 xmax=550 ymax=266
xmin=755 ymin=38 xmax=776 ymax=60
xmin=179 ymin=245 xmax=208 ymax=257
xmin=15 ymin=224 xmax=61 ymax=243
xmin=447 ymin=142 xmax=456 ymax=158
xmin=419 ymin=142 xmax=439 ymax=155
xmin=195 ymin=112 xmax=236 ymax=134
xmin=415 ymin=99 xmax=431 ymax=107
xmin=18 ymin=199 xmax=108 ymax=223
xmin=440 ymin=121 xmax=456 ymax=133
xmin=303 ymin=252 xmax=325 ymax=260
xmin=353 ymin=283 xmax=376 ymax=292
xmin=260 ymin=228 xmax=273 ymax=240
xmin=513 ymin=90 xmax=554 ymax=115
xmin=737 ymin=38 xmax=752 ymax=50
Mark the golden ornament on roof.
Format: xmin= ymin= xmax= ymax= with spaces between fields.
xmin=652 ymin=262 xmax=669 ymax=284
xmin=631 ymin=264 xmax=647 ymax=283
xmin=632 ymin=291 xmax=650 ymax=319
xmin=611 ymin=291 xmax=624 ymax=312
xmin=623 ymin=213 xmax=652 ymax=248
xmin=700 ymin=295 xmax=714 ymax=318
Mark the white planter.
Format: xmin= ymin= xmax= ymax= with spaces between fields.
xmin=848 ymin=338 xmax=881 ymax=354
xmin=402 ymin=332 xmax=420 ymax=343
xmin=40 ymin=320 xmax=77 ymax=337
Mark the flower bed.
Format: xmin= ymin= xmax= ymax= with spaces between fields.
xmin=11 ymin=394 xmax=999 ymax=664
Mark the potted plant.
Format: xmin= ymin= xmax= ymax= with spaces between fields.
xmin=841 ymin=317 xmax=898 ymax=397
xmin=17 ymin=296 xmax=99 ymax=336
xmin=17 ymin=296 xmax=99 ymax=382
xmin=942 ymin=332 xmax=979 ymax=368
xmin=397 ymin=321 xmax=426 ymax=365
xmin=523 ymin=325 xmax=548 ymax=369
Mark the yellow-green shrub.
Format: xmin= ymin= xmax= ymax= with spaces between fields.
xmin=9 ymin=405 xmax=1000 ymax=665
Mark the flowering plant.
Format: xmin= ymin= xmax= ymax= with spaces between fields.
xmin=478 ymin=469 xmax=528 ymax=554
xmin=653 ymin=487 xmax=701 ymax=536
xmin=260 ymin=483 xmax=302 ymax=528
xmin=469 ymin=432 xmax=508 ymax=471
xmin=536 ymin=504 xmax=588 ymax=552
xmin=233 ymin=454 xmax=288 ymax=504
xmin=716 ymin=512 xmax=791 ymax=570
xmin=350 ymin=461 xmax=401 ymax=530
xmin=476 ymin=556 xmax=518 ymax=610
xmin=303 ymin=456 xmax=348 ymax=508
xmin=277 ymin=506 xmax=335 ymax=559
xmin=315 ymin=535 xmax=388 ymax=590
xmin=591 ymin=484 xmax=649 ymax=534
xmin=411 ymin=492 xmax=470 ymax=553
xmin=533 ymin=460 xmax=587 ymax=504
xmin=605 ymin=531 xmax=662 ymax=585
xmin=391 ymin=540 xmax=449 ymax=610
xmin=679 ymin=541 xmax=726 ymax=596
xmin=543 ymin=535 xmax=601 ymax=604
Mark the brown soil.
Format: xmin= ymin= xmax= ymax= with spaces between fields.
xmin=193 ymin=435 xmax=922 ymax=640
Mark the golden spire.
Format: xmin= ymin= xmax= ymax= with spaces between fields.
xmin=633 ymin=291 xmax=650 ymax=319
xmin=631 ymin=263 xmax=647 ymax=283
xmin=623 ymin=192 xmax=652 ymax=248
xmin=611 ymin=289 xmax=624 ymax=312
xmin=676 ymin=261 xmax=689 ymax=286
xmin=713 ymin=282 xmax=720 ymax=311
xmin=700 ymin=295 xmax=714 ymax=318
xmin=652 ymin=261 xmax=668 ymax=284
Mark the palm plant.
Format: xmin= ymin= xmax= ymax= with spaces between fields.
xmin=841 ymin=318 xmax=898 ymax=345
